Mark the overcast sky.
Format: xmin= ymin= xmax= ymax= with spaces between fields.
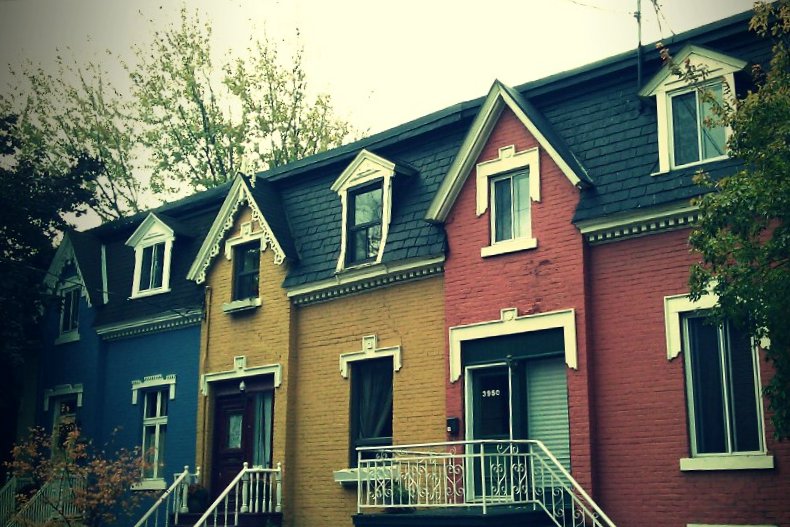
xmin=0 ymin=0 xmax=756 ymax=135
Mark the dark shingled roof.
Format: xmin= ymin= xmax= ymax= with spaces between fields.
xmin=68 ymin=230 xmax=103 ymax=306
xmin=247 ymin=178 xmax=298 ymax=261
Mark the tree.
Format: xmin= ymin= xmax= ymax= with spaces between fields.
xmin=0 ymin=58 xmax=143 ymax=221
xmin=7 ymin=427 xmax=145 ymax=527
xmin=0 ymin=112 xmax=98 ymax=478
xmin=131 ymin=7 xmax=354 ymax=194
xmin=667 ymin=1 xmax=790 ymax=438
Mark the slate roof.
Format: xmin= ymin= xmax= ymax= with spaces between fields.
xmin=247 ymin=178 xmax=298 ymax=261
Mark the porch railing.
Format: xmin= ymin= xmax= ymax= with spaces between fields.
xmin=133 ymin=466 xmax=200 ymax=527
xmin=7 ymin=473 xmax=84 ymax=527
xmin=357 ymin=440 xmax=615 ymax=527
xmin=0 ymin=477 xmax=19 ymax=526
xmin=193 ymin=463 xmax=281 ymax=527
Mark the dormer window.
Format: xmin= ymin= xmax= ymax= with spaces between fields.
xmin=233 ymin=241 xmax=260 ymax=301
xmin=669 ymin=83 xmax=726 ymax=167
xmin=639 ymin=45 xmax=745 ymax=174
xmin=126 ymin=213 xmax=175 ymax=299
xmin=347 ymin=183 xmax=383 ymax=265
xmin=332 ymin=150 xmax=409 ymax=272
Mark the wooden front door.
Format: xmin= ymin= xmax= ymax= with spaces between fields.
xmin=211 ymin=377 xmax=274 ymax=497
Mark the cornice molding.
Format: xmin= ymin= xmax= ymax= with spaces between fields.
xmin=287 ymin=256 xmax=444 ymax=306
xmin=576 ymin=203 xmax=699 ymax=245
xmin=95 ymin=309 xmax=203 ymax=341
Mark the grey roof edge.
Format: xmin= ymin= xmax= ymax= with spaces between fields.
xmin=498 ymin=81 xmax=592 ymax=186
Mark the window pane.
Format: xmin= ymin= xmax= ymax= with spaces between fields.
xmin=493 ymin=178 xmax=513 ymax=242
xmin=227 ymin=414 xmax=243 ymax=449
xmin=151 ymin=243 xmax=164 ymax=289
xmin=687 ymin=318 xmax=727 ymax=454
xmin=159 ymin=392 xmax=168 ymax=418
xmin=513 ymin=171 xmax=530 ymax=239
xmin=143 ymin=426 xmax=156 ymax=478
xmin=726 ymin=323 xmax=760 ymax=452
xmin=157 ymin=424 xmax=166 ymax=478
xmin=69 ymin=290 xmax=80 ymax=330
xmin=61 ymin=290 xmax=74 ymax=333
xmin=145 ymin=391 xmax=158 ymax=419
xmin=234 ymin=243 xmax=260 ymax=299
xmin=672 ymin=92 xmax=700 ymax=166
xmin=700 ymin=84 xmax=726 ymax=159
xmin=477 ymin=372 xmax=510 ymax=437
xmin=353 ymin=187 xmax=382 ymax=226
xmin=353 ymin=358 xmax=393 ymax=447
xmin=140 ymin=246 xmax=153 ymax=290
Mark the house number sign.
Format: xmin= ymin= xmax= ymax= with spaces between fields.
xmin=482 ymin=389 xmax=501 ymax=398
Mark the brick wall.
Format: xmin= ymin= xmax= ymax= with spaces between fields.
xmin=589 ymin=228 xmax=790 ymax=526
xmin=443 ymin=107 xmax=595 ymax=490
xmin=289 ymin=277 xmax=446 ymax=527
xmin=196 ymin=208 xmax=296 ymax=519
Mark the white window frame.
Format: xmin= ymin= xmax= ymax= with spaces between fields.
xmin=332 ymin=150 xmax=396 ymax=273
xmin=663 ymin=294 xmax=773 ymax=471
xmin=489 ymin=170 xmax=531 ymax=245
xmin=476 ymin=145 xmax=540 ymax=257
xmin=666 ymin=81 xmax=729 ymax=170
xmin=139 ymin=388 xmax=169 ymax=486
xmin=55 ymin=283 xmax=82 ymax=345
xmin=126 ymin=213 xmax=175 ymax=299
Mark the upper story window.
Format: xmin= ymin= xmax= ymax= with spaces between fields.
xmin=347 ymin=183 xmax=383 ymax=265
xmin=491 ymin=170 xmax=531 ymax=243
xmin=682 ymin=316 xmax=763 ymax=457
xmin=126 ymin=213 xmax=175 ymax=299
xmin=60 ymin=285 xmax=81 ymax=336
xmin=233 ymin=241 xmax=260 ymax=300
xmin=350 ymin=357 xmax=393 ymax=466
xmin=639 ymin=44 xmax=745 ymax=174
xmin=670 ymin=83 xmax=726 ymax=167
xmin=332 ymin=150 xmax=407 ymax=272
xmin=477 ymin=145 xmax=540 ymax=258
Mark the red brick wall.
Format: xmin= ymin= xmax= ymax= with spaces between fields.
xmin=589 ymin=227 xmax=790 ymax=526
xmin=443 ymin=107 xmax=595 ymax=490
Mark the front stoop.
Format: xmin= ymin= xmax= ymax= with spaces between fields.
xmin=353 ymin=506 xmax=556 ymax=527
xmin=172 ymin=512 xmax=283 ymax=527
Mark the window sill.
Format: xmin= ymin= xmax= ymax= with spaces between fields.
xmin=333 ymin=466 xmax=395 ymax=487
xmin=680 ymin=454 xmax=774 ymax=471
xmin=54 ymin=331 xmax=80 ymax=345
xmin=222 ymin=297 xmax=262 ymax=314
xmin=132 ymin=479 xmax=167 ymax=491
xmin=481 ymin=237 xmax=537 ymax=258
xmin=651 ymin=154 xmax=729 ymax=176
xmin=130 ymin=287 xmax=171 ymax=300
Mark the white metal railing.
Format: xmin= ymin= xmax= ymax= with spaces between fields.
xmin=193 ymin=463 xmax=282 ymax=527
xmin=134 ymin=466 xmax=200 ymax=527
xmin=357 ymin=440 xmax=615 ymax=527
xmin=0 ymin=477 xmax=19 ymax=526
xmin=7 ymin=473 xmax=84 ymax=527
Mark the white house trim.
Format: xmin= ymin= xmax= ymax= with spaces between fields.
xmin=126 ymin=213 xmax=175 ymax=299
xmin=426 ymin=80 xmax=585 ymax=222
xmin=95 ymin=309 xmax=203 ymax=341
xmin=679 ymin=454 xmax=774 ymax=472
xmin=663 ymin=292 xmax=718 ymax=360
xmin=44 ymin=234 xmax=90 ymax=307
xmin=639 ymin=45 xmax=745 ymax=174
xmin=43 ymin=384 xmax=83 ymax=412
xmin=100 ymin=244 xmax=109 ymax=305
xmin=131 ymin=374 xmax=176 ymax=404
xmin=448 ymin=307 xmax=577 ymax=382
xmin=188 ymin=175 xmax=286 ymax=284
xmin=339 ymin=335 xmax=402 ymax=379
xmin=201 ymin=355 xmax=282 ymax=395
xmin=332 ymin=150 xmax=397 ymax=273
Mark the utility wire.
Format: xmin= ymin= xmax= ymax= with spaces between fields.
xmin=650 ymin=0 xmax=676 ymax=38
xmin=559 ymin=0 xmax=632 ymax=15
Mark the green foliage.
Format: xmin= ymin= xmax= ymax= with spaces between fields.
xmin=7 ymin=428 xmax=146 ymax=527
xmin=666 ymin=1 xmax=790 ymax=438
xmin=130 ymin=7 xmax=354 ymax=193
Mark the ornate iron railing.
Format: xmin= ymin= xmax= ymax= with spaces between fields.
xmin=133 ymin=466 xmax=199 ymax=527
xmin=7 ymin=473 xmax=84 ymax=527
xmin=193 ymin=463 xmax=281 ymax=527
xmin=0 ymin=477 xmax=19 ymax=526
xmin=357 ymin=440 xmax=615 ymax=527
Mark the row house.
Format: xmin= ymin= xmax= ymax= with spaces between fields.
xmin=6 ymin=8 xmax=789 ymax=527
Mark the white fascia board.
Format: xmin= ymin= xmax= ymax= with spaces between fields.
xmin=330 ymin=149 xmax=396 ymax=193
xmin=639 ymin=45 xmax=747 ymax=97
xmin=187 ymin=175 xmax=286 ymax=283
xmin=286 ymin=255 xmax=445 ymax=298
xmin=94 ymin=308 xmax=203 ymax=336
xmin=45 ymin=234 xmax=90 ymax=306
xmin=576 ymin=202 xmax=699 ymax=234
xmin=125 ymin=212 xmax=175 ymax=248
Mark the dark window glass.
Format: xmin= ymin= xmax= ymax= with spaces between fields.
xmin=350 ymin=357 xmax=393 ymax=465
xmin=140 ymin=246 xmax=153 ymax=290
xmin=672 ymin=91 xmax=700 ymax=166
xmin=685 ymin=317 xmax=761 ymax=455
xmin=233 ymin=242 xmax=260 ymax=300
xmin=60 ymin=288 xmax=80 ymax=334
xmin=139 ymin=243 xmax=165 ymax=291
xmin=347 ymin=184 xmax=382 ymax=265
xmin=493 ymin=178 xmax=512 ymax=242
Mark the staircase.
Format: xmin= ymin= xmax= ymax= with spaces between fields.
xmin=133 ymin=466 xmax=200 ymax=527
xmin=0 ymin=477 xmax=19 ymax=527
xmin=5 ymin=474 xmax=83 ymax=527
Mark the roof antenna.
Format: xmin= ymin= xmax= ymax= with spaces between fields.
xmin=635 ymin=0 xmax=645 ymax=111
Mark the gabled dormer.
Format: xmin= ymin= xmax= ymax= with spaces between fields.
xmin=126 ymin=213 xmax=175 ymax=299
xmin=639 ymin=44 xmax=747 ymax=174
xmin=332 ymin=150 xmax=415 ymax=272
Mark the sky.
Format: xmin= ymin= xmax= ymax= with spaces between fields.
xmin=0 ymin=0 xmax=756 ymax=227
